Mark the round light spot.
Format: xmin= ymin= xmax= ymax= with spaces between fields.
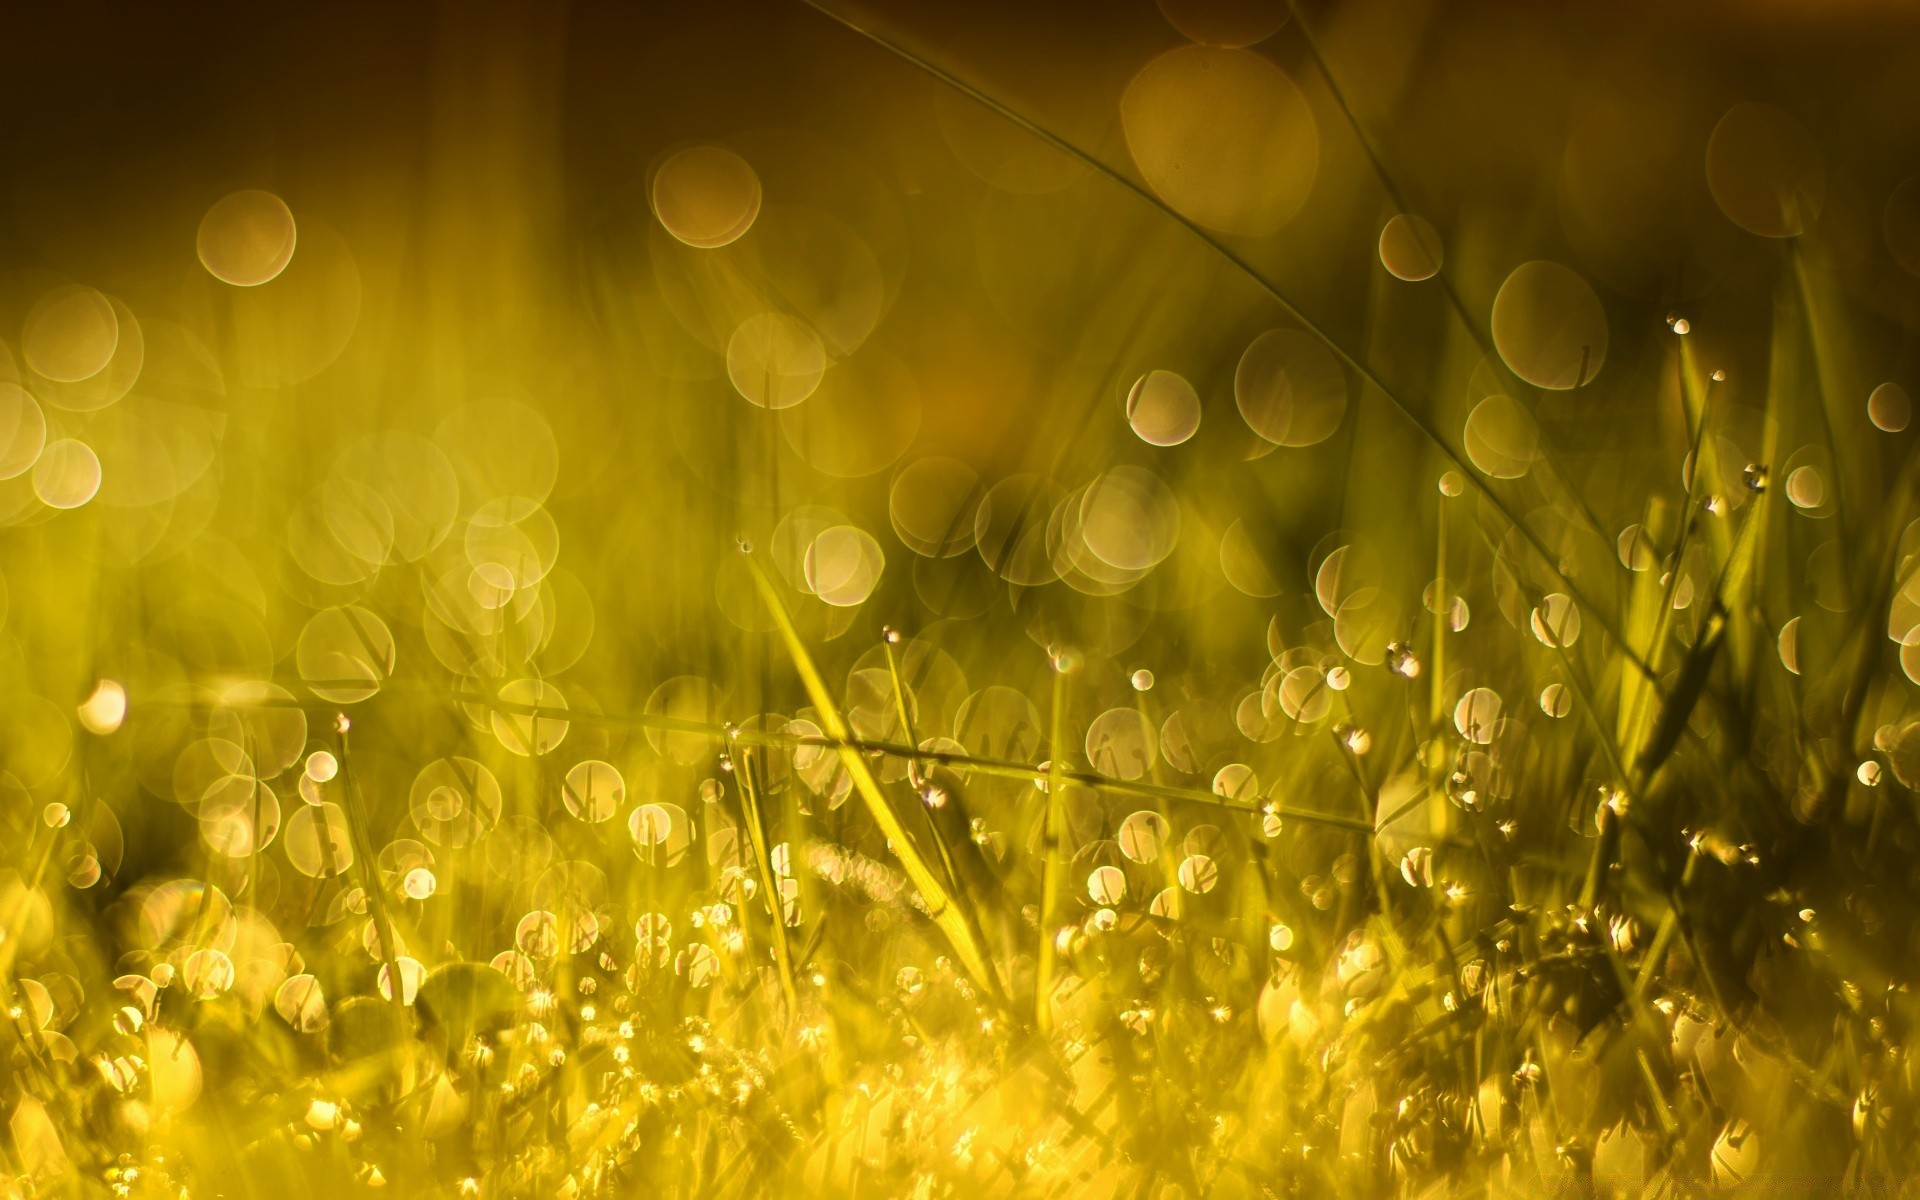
xmin=562 ymin=760 xmax=624 ymax=824
xmin=652 ymin=146 xmax=761 ymax=249
xmin=1781 ymin=446 xmax=1837 ymax=518
xmin=295 ymin=606 xmax=395 ymax=704
xmin=304 ymin=751 xmax=338 ymax=783
xmin=1086 ymin=707 xmax=1157 ymax=781
xmin=1276 ymin=666 xmax=1331 ymax=723
xmin=1706 ymin=103 xmax=1823 ymax=238
xmin=1080 ymin=466 xmax=1180 ymax=571
xmin=680 ymin=943 xmax=719 ymax=986
xmin=1424 ymin=583 xmax=1469 ymax=632
xmin=464 ymin=497 xmax=559 ymax=596
xmin=36 ymin=296 xmax=142 ymax=413
xmin=1121 ymin=47 xmax=1318 ymax=238
xmin=1453 ymin=687 xmax=1502 ymax=744
xmin=1087 ymin=864 xmax=1126 ymax=906
xmin=1177 ymin=853 xmax=1218 ymax=894
xmin=1463 ymin=395 xmax=1538 ymax=479
xmin=22 ymin=286 xmax=118 ymax=383
xmin=492 ymin=678 xmax=569 ymax=757
xmin=1890 ymin=723 xmax=1920 ymax=788
xmin=1786 ymin=465 xmax=1826 ymax=510
xmin=77 ymin=679 xmax=127 ymax=735
xmin=284 ymin=802 xmax=353 ymax=878
xmin=289 ymin=481 xmax=392 ymax=587
xmin=1212 ymin=763 xmax=1258 ymax=801
xmin=804 ymin=525 xmax=885 ymax=607
xmin=1126 ymin=370 xmax=1202 ymax=446
xmin=409 ymin=757 xmax=502 ymax=846
xmin=1379 ymin=214 xmax=1443 ymax=281
xmin=1333 ymin=590 xmax=1402 ymax=666
xmin=1529 ymin=594 xmax=1581 ymax=648
xmin=1320 ymin=541 xmax=1382 ymax=614
xmin=32 ymin=439 xmax=101 ymax=509
xmin=197 ymin=190 xmax=298 ymax=286
xmin=629 ymin=802 xmax=692 ymax=867
xmin=1491 ymin=261 xmax=1608 ymax=390
xmin=275 ymin=974 xmax=329 ymax=1032
xmin=403 ymin=868 xmax=437 ymax=900
xmin=889 ymin=457 xmax=980 ymax=558
xmin=726 ymin=313 xmax=825 ymax=409
xmin=1220 ymin=518 xmax=1283 ymax=597
xmin=1778 ymin=616 xmax=1800 ymax=675
xmin=1118 ymin=811 xmax=1168 ymax=862
xmin=1617 ymin=524 xmax=1656 ymax=571
xmin=974 ymin=474 xmax=1061 ymax=586
xmin=1870 ymin=383 xmax=1910 ymax=433
xmin=1235 ymin=328 xmax=1347 ymax=446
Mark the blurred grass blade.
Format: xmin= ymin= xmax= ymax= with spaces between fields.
xmin=1036 ymin=661 xmax=1067 ymax=1033
xmin=744 ymin=554 xmax=1003 ymax=1001
xmin=736 ymin=750 xmax=798 ymax=1019
xmin=1632 ymin=494 xmax=1765 ymax=782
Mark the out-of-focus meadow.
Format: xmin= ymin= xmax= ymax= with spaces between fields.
xmin=2 ymin=0 xmax=1920 ymax=1194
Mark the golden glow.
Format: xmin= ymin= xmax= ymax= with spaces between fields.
xmin=0 ymin=2 xmax=1913 ymax=1195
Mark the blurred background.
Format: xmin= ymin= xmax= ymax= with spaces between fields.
xmin=2 ymin=0 xmax=1920 ymax=1194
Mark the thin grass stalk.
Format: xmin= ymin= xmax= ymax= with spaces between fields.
xmin=742 ymin=553 xmax=1004 ymax=1001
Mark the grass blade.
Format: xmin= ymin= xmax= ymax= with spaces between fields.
xmin=744 ymin=554 xmax=1005 ymax=1002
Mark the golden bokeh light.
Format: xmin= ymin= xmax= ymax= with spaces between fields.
xmin=1706 ymin=101 xmax=1826 ymax=238
xmin=196 ymin=190 xmax=298 ymax=287
xmin=0 ymin=3 xmax=1917 ymax=1195
xmin=1489 ymin=260 xmax=1609 ymax=390
xmin=651 ymin=145 xmax=764 ymax=249
xmin=1121 ymin=47 xmax=1318 ymax=238
xmin=22 ymin=285 xmax=118 ymax=383
xmin=1377 ymin=212 xmax=1444 ymax=282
